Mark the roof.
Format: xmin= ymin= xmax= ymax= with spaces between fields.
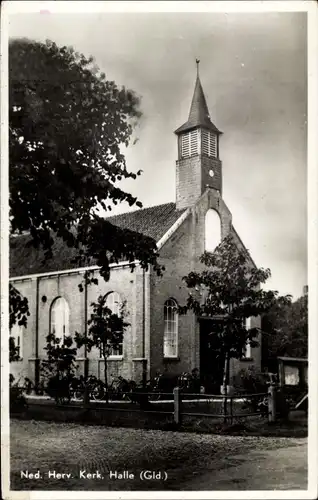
xmin=175 ymin=76 xmax=221 ymax=135
xmin=10 ymin=202 xmax=186 ymax=278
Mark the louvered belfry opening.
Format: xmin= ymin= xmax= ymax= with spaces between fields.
xmin=180 ymin=128 xmax=217 ymax=159
xmin=201 ymin=129 xmax=217 ymax=158
xmin=181 ymin=129 xmax=199 ymax=158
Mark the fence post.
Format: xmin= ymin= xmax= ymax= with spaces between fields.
xmin=268 ymin=383 xmax=277 ymax=423
xmin=174 ymin=387 xmax=181 ymax=425
xmin=230 ymin=396 xmax=233 ymax=425
xmin=83 ymin=385 xmax=90 ymax=409
xmin=223 ymin=395 xmax=228 ymax=423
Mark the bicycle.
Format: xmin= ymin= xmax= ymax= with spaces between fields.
xmin=77 ymin=375 xmax=104 ymax=401
xmin=109 ymin=376 xmax=137 ymax=401
xmin=178 ymin=372 xmax=191 ymax=392
xmin=146 ymin=372 xmax=163 ymax=401
xmin=86 ymin=375 xmax=133 ymax=402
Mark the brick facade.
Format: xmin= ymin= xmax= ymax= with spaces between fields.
xmin=10 ymin=192 xmax=262 ymax=386
xmin=10 ymin=72 xmax=262 ymax=388
xmin=176 ymin=155 xmax=222 ymax=210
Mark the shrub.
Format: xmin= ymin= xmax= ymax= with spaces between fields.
xmin=41 ymin=333 xmax=78 ymax=404
xmin=233 ymin=366 xmax=268 ymax=394
xmin=45 ymin=374 xmax=73 ymax=404
xmin=10 ymin=376 xmax=28 ymax=414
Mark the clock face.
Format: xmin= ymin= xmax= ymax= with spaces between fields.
xmin=209 ymin=169 xmax=214 ymax=178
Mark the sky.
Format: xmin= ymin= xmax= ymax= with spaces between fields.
xmin=8 ymin=9 xmax=307 ymax=299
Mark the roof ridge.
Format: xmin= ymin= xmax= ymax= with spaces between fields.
xmin=9 ymin=202 xmax=179 ymax=240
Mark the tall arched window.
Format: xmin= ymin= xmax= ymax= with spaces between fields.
xmin=105 ymin=292 xmax=123 ymax=357
xmin=106 ymin=291 xmax=121 ymax=316
xmin=164 ymin=299 xmax=178 ymax=358
xmin=50 ymin=297 xmax=70 ymax=341
xmin=205 ymin=209 xmax=221 ymax=252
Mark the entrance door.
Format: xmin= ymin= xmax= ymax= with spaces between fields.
xmin=200 ymin=319 xmax=225 ymax=391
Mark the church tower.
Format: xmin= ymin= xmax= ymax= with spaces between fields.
xmin=175 ymin=62 xmax=223 ymax=210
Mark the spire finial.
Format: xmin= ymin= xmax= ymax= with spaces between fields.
xmin=196 ymin=58 xmax=200 ymax=76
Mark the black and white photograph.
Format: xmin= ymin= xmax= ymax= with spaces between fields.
xmin=1 ymin=1 xmax=317 ymax=498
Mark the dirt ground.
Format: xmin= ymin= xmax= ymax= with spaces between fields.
xmin=181 ymin=438 xmax=307 ymax=490
xmin=9 ymin=419 xmax=307 ymax=491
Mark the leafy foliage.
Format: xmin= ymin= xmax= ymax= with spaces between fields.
xmin=76 ymin=295 xmax=129 ymax=358
xmin=9 ymin=284 xmax=30 ymax=329
xmin=232 ymin=366 xmax=268 ymax=394
xmin=41 ymin=333 xmax=78 ymax=378
xmin=9 ymin=37 xmax=161 ymax=275
xmin=10 ymin=386 xmax=28 ymax=414
xmin=262 ymin=294 xmax=308 ymax=359
xmin=41 ymin=333 xmax=79 ymax=404
xmin=9 ymin=38 xmax=163 ymax=349
xmin=75 ymin=295 xmax=129 ymax=399
xmin=9 ymin=337 xmax=20 ymax=363
xmin=9 ymin=285 xmax=30 ymax=361
xmin=180 ymin=235 xmax=290 ymax=386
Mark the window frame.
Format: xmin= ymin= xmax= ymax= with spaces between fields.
xmin=163 ymin=298 xmax=179 ymax=359
xmin=205 ymin=208 xmax=222 ymax=253
xmin=50 ymin=296 xmax=70 ymax=345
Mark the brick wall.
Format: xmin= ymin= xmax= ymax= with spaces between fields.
xmin=176 ymin=155 xmax=222 ymax=210
xmin=149 ymin=189 xmax=233 ymax=379
xmin=149 ymin=214 xmax=198 ymax=377
xmin=148 ymin=188 xmax=262 ymax=383
xmin=10 ymin=264 xmax=141 ymax=384
xmin=10 ymin=192 xmax=262 ymax=387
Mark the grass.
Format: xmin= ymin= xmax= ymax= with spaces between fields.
xmin=10 ymin=419 xmax=307 ymax=491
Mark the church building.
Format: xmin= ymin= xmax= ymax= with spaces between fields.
xmin=9 ymin=66 xmax=261 ymax=389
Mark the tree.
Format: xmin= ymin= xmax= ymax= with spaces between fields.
xmin=41 ymin=333 xmax=78 ymax=404
xmin=262 ymin=294 xmax=308 ymax=362
xmin=9 ymin=286 xmax=30 ymax=362
xmin=9 ymin=38 xmax=162 ymax=354
xmin=180 ymin=235 xmax=290 ymax=394
xmin=75 ymin=295 xmax=129 ymax=403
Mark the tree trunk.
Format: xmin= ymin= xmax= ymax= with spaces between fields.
xmin=222 ymin=351 xmax=230 ymax=422
xmin=103 ymin=350 xmax=109 ymax=405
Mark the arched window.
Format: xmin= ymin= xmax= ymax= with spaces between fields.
xmin=106 ymin=291 xmax=121 ymax=317
xmin=164 ymin=299 xmax=178 ymax=358
xmin=105 ymin=292 xmax=123 ymax=357
xmin=205 ymin=209 xmax=221 ymax=252
xmin=50 ymin=297 xmax=70 ymax=341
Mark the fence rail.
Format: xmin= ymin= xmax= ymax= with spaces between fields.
xmin=20 ymin=385 xmax=283 ymax=425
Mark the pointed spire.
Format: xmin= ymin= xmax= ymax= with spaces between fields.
xmin=188 ymin=74 xmax=211 ymax=126
xmin=175 ymin=60 xmax=221 ymax=135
